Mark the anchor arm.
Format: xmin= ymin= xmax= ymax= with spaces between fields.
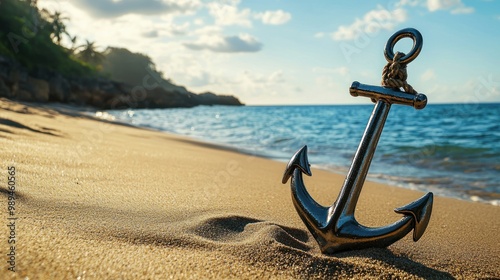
xmin=282 ymin=146 xmax=329 ymax=228
xmin=395 ymin=192 xmax=433 ymax=241
xmin=291 ymin=171 xmax=330 ymax=239
xmin=325 ymin=214 xmax=414 ymax=253
xmin=322 ymin=192 xmax=433 ymax=253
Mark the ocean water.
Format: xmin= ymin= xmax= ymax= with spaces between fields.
xmin=103 ymin=103 xmax=500 ymax=206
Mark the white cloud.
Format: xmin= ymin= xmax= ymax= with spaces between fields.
xmin=69 ymin=0 xmax=201 ymax=18
xmin=181 ymin=68 xmax=293 ymax=104
xmin=426 ymin=75 xmax=500 ymax=103
xmin=426 ymin=0 xmax=474 ymax=14
xmin=165 ymin=22 xmax=191 ymax=36
xmin=315 ymin=75 xmax=339 ymax=90
xmin=207 ymin=3 xmax=292 ymax=27
xmin=269 ymin=70 xmax=285 ymax=83
xmin=331 ymin=0 xmax=474 ymax=42
xmin=332 ymin=5 xmax=407 ymax=41
xmin=161 ymin=56 xmax=214 ymax=88
xmin=313 ymin=67 xmax=350 ymax=77
xmin=159 ymin=52 xmax=205 ymax=84
xmin=141 ymin=30 xmax=159 ymax=38
xmin=234 ymin=70 xmax=289 ymax=101
xmin=183 ymin=33 xmax=262 ymax=53
xmin=336 ymin=67 xmax=349 ymax=77
xmin=450 ymin=6 xmax=474 ymax=14
xmin=193 ymin=25 xmax=223 ymax=35
xmin=207 ymin=0 xmax=252 ymax=27
xmin=420 ymin=69 xmax=436 ymax=82
xmin=313 ymin=67 xmax=351 ymax=99
xmin=427 ymin=0 xmax=457 ymax=11
xmin=254 ymin=10 xmax=292 ymax=25
xmin=314 ymin=32 xmax=326 ymax=39
xmin=194 ymin=18 xmax=204 ymax=25
xmin=239 ymin=70 xmax=285 ymax=85
xmin=183 ymin=69 xmax=213 ymax=87
xmin=395 ymin=0 xmax=421 ymax=8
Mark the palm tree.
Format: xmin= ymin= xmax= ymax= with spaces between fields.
xmin=66 ymin=35 xmax=79 ymax=54
xmin=41 ymin=9 xmax=70 ymax=45
xmin=75 ymin=40 xmax=105 ymax=66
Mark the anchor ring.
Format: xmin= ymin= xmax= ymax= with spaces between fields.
xmin=384 ymin=28 xmax=423 ymax=64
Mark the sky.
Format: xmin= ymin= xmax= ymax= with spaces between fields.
xmin=37 ymin=0 xmax=500 ymax=105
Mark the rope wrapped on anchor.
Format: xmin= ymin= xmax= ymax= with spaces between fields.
xmin=381 ymin=52 xmax=417 ymax=94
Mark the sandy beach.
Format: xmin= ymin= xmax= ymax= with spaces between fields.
xmin=0 ymin=98 xmax=498 ymax=279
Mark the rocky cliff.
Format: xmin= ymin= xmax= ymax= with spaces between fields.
xmin=0 ymin=55 xmax=243 ymax=109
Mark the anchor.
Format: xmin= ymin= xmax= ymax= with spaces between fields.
xmin=282 ymin=28 xmax=433 ymax=254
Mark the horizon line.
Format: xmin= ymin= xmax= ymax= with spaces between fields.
xmin=242 ymin=101 xmax=500 ymax=107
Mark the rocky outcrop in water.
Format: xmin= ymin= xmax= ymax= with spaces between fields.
xmin=0 ymin=56 xmax=243 ymax=109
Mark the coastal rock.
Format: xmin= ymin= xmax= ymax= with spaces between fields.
xmin=28 ymin=77 xmax=50 ymax=102
xmin=0 ymin=55 xmax=243 ymax=109
xmin=0 ymin=78 xmax=12 ymax=98
xmin=0 ymin=56 xmax=9 ymax=78
xmin=8 ymin=68 xmax=23 ymax=95
xmin=48 ymin=74 xmax=70 ymax=102
xmin=68 ymin=85 xmax=92 ymax=106
xmin=15 ymin=77 xmax=36 ymax=101
xmin=196 ymin=92 xmax=243 ymax=106
xmin=15 ymin=89 xmax=33 ymax=101
xmin=133 ymin=88 xmax=194 ymax=109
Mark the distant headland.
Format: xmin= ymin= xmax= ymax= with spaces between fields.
xmin=0 ymin=0 xmax=243 ymax=109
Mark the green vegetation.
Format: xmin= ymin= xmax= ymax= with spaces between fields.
xmin=101 ymin=47 xmax=159 ymax=86
xmin=40 ymin=9 xmax=70 ymax=45
xmin=0 ymin=0 xmax=95 ymax=76
xmin=75 ymin=40 xmax=105 ymax=70
xmin=101 ymin=47 xmax=188 ymax=93
xmin=0 ymin=0 xmax=187 ymax=91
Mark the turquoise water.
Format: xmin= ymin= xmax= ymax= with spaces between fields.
xmin=105 ymin=103 xmax=500 ymax=206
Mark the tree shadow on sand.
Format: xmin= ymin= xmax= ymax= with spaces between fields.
xmin=0 ymin=187 xmax=25 ymax=200
xmin=0 ymin=118 xmax=60 ymax=136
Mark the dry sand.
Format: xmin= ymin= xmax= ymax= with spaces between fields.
xmin=0 ymin=98 xmax=498 ymax=279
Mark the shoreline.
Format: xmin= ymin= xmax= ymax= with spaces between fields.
xmin=1 ymin=98 xmax=498 ymax=278
xmin=96 ymin=104 xmax=499 ymax=207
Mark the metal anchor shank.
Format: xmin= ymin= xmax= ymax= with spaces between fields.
xmin=282 ymin=27 xmax=433 ymax=254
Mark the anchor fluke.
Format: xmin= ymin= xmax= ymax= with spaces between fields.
xmin=395 ymin=192 xmax=433 ymax=241
xmin=282 ymin=145 xmax=312 ymax=184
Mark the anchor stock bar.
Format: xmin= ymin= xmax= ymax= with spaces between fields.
xmin=350 ymin=81 xmax=427 ymax=109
